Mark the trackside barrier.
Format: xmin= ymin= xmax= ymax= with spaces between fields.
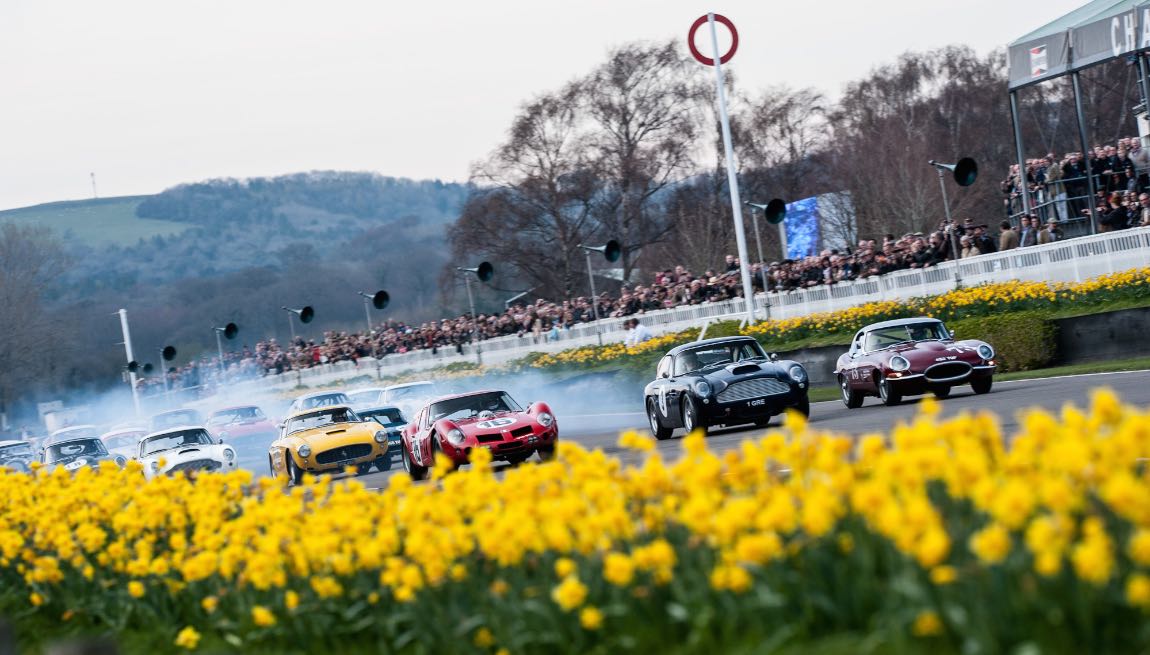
xmin=236 ymin=227 xmax=1150 ymax=392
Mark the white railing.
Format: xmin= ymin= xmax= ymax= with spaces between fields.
xmin=238 ymin=227 xmax=1150 ymax=392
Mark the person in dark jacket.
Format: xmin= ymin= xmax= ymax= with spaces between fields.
xmin=1098 ymin=192 xmax=1130 ymax=231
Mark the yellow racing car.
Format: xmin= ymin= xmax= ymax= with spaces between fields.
xmin=268 ymin=405 xmax=390 ymax=484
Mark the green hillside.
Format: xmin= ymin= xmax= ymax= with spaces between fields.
xmin=0 ymin=196 xmax=191 ymax=246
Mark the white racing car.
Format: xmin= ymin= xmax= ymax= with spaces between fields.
xmin=137 ymin=426 xmax=238 ymax=480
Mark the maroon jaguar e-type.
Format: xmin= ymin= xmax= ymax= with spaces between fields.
xmin=834 ymin=317 xmax=996 ymax=408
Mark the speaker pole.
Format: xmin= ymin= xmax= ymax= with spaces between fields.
xmin=584 ymin=249 xmax=602 ymax=346
xmin=463 ymin=274 xmax=481 ymax=366
xmin=287 ymin=311 xmax=296 ymax=343
xmin=362 ymin=295 xmax=373 ymax=336
xmin=933 ymin=164 xmax=963 ymax=289
xmin=117 ymin=309 xmax=141 ymax=418
xmin=214 ymin=329 xmax=226 ymax=382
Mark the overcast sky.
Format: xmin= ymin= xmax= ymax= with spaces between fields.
xmin=0 ymin=0 xmax=1084 ymax=210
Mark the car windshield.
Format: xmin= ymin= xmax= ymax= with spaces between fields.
xmin=0 ymin=443 xmax=32 ymax=459
xmin=152 ymin=411 xmax=201 ymax=430
xmin=46 ymin=439 xmax=108 ymax=463
xmin=103 ymin=432 xmax=145 ymax=450
xmin=141 ymin=429 xmax=214 ymax=457
xmin=675 ymin=341 xmax=766 ymax=375
xmin=348 ymin=391 xmax=382 ymax=405
xmin=384 ymin=384 xmax=435 ymax=402
xmin=300 ymin=394 xmax=350 ymax=409
xmin=429 ymin=392 xmax=522 ymax=422
xmin=864 ymin=322 xmax=948 ymax=351
xmin=361 ymin=408 xmax=406 ymax=426
xmin=286 ymin=407 xmax=360 ymax=434
xmin=207 ymin=407 xmax=266 ymax=425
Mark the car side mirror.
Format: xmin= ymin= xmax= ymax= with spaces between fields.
xmin=276 ymin=423 xmax=285 ymax=430
xmin=949 ymin=330 xmax=956 ymax=339
xmin=769 ymin=353 xmax=779 ymax=362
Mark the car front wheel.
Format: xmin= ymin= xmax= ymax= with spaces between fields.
xmin=878 ymin=376 xmax=902 ymax=406
xmin=932 ymin=386 xmax=952 ymax=399
xmin=402 ymin=442 xmax=428 ymax=481
xmin=287 ymin=454 xmax=305 ymax=486
xmin=647 ymin=399 xmax=673 ymax=440
xmin=839 ymin=376 xmax=864 ymax=409
xmin=682 ymin=396 xmax=708 ymax=437
xmin=971 ymin=376 xmax=993 ymax=395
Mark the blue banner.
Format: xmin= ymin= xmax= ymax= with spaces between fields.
xmin=783 ymin=197 xmax=820 ymax=260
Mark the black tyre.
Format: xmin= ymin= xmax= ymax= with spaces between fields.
xmin=356 ymin=462 xmax=374 ymax=476
xmin=878 ymin=377 xmax=902 ymax=406
xmin=375 ymin=456 xmax=392 ymax=472
xmin=431 ymin=439 xmax=457 ymax=473
xmin=932 ymin=386 xmax=952 ymax=399
xmin=647 ymin=399 xmax=673 ymax=440
xmin=402 ymin=442 xmax=428 ymax=481
xmin=287 ymin=455 xmax=305 ymax=486
xmin=506 ymin=455 xmax=529 ymax=466
xmin=268 ymin=455 xmax=276 ymax=479
xmin=839 ymin=376 xmax=864 ymax=409
xmin=971 ymin=376 xmax=993 ymax=395
xmin=794 ymin=395 xmax=811 ymax=419
xmin=681 ymin=396 xmax=708 ymax=437
xmin=537 ymin=445 xmax=556 ymax=462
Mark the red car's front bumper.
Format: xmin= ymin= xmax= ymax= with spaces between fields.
xmin=443 ymin=424 xmax=558 ymax=463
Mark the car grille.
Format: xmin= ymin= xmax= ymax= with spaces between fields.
xmin=717 ymin=378 xmax=791 ymax=403
xmin=169 ymin=459 xmax=220 ymax=474
xmin=314 ymin=444 xmax=373 ymax=465
xmin=475 ymin=433 xmax=502 ymax=443
xmin=510 ymin=426 xmax=534 ymax=438
xmin=924 ymin=361 xmax=973 ymax=383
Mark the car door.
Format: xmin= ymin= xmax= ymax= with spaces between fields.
xmin=666 ymin=354 xmax=697 ymax=427
xmin=649 ymin=355 xmax=679 ymax=427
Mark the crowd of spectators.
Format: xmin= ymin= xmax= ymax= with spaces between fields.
xmin=142 ymin=149 xmax=1150 ymax=387
xmin=1002 ymin=136 xmax=1150 ymax=230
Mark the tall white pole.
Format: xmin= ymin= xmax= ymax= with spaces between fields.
xmin=707 ymin=12 xmax=756 ymax=325
xmin=362 ymin=296 xmax=373 ymax=336
xmin=118 ymin=309 xmax=141 ymax=418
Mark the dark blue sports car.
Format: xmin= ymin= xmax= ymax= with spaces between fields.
xmin=643 ymin=336 xmax=810 ymax=439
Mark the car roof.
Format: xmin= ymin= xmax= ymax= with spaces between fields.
xmin=285 ymin=404 xmax=355 ymax=420
xmin=50 ymin=425 xmax=98 ymax=436
xmin=47 ymin=435 xmax=103 ymax=445
xmin=858 ymin=317 xmax=943 ymax=333
xmin=294 ymin=391 xmax=349 ymax=401
xmin=347 ymin=387 xmax=386 ymax=395
xmin=425 ymin=389 xmax=507 ymax=404
xmin=100 ymin=428 xmax=147 ymax=438
xmin=142 ymin=425 xmax=211 ymax=440
xmin=211 ymin=405 xmax=261 ymax=413
xmin=383 ymin=381 xmax=435 ymax=391
xmin=0 ymin=440 xmax=29 ymax=448
xmin=357 ymin=405 xmax=405 ymax=413
xmin=666 ymin=336 xmax=760 ymax=357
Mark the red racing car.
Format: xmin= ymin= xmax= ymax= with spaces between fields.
xmin=400 ymin=389 xmax=557 ymax=480
xmin=834 ymin=317 xmax=996 ymax=407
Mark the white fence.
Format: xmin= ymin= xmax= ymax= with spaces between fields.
xmin=243 ymin=227 xmax=1150 ymax=392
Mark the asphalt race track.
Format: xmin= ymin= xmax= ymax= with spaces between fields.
xmin=348 ymin=370 xmax=1150 ymax=489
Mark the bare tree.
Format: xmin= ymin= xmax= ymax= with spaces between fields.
xmin=450 ymin=87 xmax=601 ymax=299
xmin=583 ymin=40 xmax=708 ymax=281
xmin=0 ymin=224 xmax=69 ymax=413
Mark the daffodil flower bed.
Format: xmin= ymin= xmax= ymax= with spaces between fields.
xmin=529 ymin=267 xmax=1150 ymax=370
xmin=4 ymin=390 xmax=1150 ymax=653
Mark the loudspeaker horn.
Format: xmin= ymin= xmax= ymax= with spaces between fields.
xmin=223 ymin=322 xmax=238 ymax=339
xmin=458 ymin=262 xmax=495 ymax=282
xmin=161 ymin=345 xmax=177 ymax=361
xmin=371 ymin=290 xmax=389 ymax=310
xmin=929 ymin=157 xmax=978 ymax=187
xmin=126 ymin=361 xmax=140 ymax=373
xmin=581 ymin=240 xmax=622 ymax=262
xmin=282 ymin=306 xmax=316 ymax=324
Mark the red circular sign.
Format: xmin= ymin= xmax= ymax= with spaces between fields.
xmin=688 ymin=14 xmax=738 ymax=66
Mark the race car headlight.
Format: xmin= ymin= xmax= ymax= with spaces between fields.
xmin=889 ymin=355 xmax=911 ymax=372
xmin=977 ymin=344 xmax=995 ymax=361
xmin=223 ymin=448 xmax=235 ymax=462
xmin=536 ymin=412 xmax=554 ymax=428
xmin=694 ymin=380 xmax=712 ymax=397
xmin=298 ymin=444 xmax=311 ymax=458
xmin=446 ymin=429 xmax=466 ymax=446
xmin=374 ymin=431 xmax=388 ymax=443
xmin=788 ymin=365 xmax=807 ymax=384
